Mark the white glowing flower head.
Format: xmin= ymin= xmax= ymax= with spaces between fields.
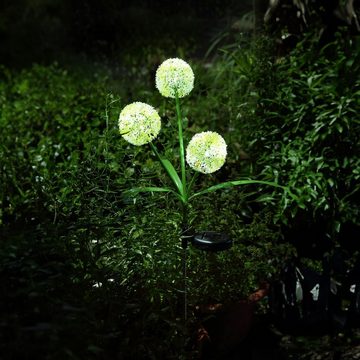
xmin=118 ymin=102 xmax=161 ymax=146
xmin=186 ymin=131 xmax=227 ymax=174
xmin=155 ymin=58 xmax=194 ymax=98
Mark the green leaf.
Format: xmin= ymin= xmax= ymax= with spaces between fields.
xmin=150 ymin=142 xmax=184 ymax=197
xmin=189 ymin=179 xmax=288 ymax=200
xmin=254 ymin=194 xmax=275 ymax=203
xmin=335 ymin=122 xmax=343 ymax=133
xmin=327 ymin=178 xmax=335 ymax=188
xmin=125 ymin=187 xmax=185 ymax=203
xmin=127 ymin=187 xmax=172 ymax=193
xmin=334 ymin=221 xmax=341 ymax=233
xmin=161 ymin=159 xmax=184 ymax=196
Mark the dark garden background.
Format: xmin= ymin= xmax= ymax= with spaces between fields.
xmin=0 ymin=1 xmax=359 ymax=359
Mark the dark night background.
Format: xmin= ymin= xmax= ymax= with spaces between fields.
xmin=0 ymin=0 xmax=253 ymax=69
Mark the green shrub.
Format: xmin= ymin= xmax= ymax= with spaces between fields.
xmin=0 ymin=64 xmax=127 ymax=226
xmin=226 ymin=32 xmax=360 ymax=239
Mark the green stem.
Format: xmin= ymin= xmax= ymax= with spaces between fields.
xmin=187 ymin=172 xmax=199 ymax=196
xmin=150 ymin=142 xmax=161 ymax=161
xmin=175 ymin=94 xmax=187 ymax=203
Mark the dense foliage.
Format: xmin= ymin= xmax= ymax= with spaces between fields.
xmin=231 ymin=32 xmax=360 ymax=251
xmin=0 ymin=56 xmax=293 ymax=358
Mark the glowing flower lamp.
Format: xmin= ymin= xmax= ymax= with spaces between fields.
xmin=118 ymin=102 xmax=161 ymax=146
xmin=155 ymin=58 xmax=194 ymax=98
xmin=186 ymin=131 xmax=227 ymax=174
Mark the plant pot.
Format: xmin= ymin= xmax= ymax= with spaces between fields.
xmin=194 ymin=283 xmax=269 ymax=359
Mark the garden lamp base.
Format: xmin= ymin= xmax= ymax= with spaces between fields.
xmin=192 ymin=231 xmax=232 ymax=252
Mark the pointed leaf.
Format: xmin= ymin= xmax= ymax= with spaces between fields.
xmin=128 ymin=186 xmax=172 ymax=193
xmin=125 ymin=187 xmax=185 ymax=203
xmin=254 ymin=194 xmax=275 ymax=203
xmin=160 ymin=158 xmax=184 ymax=196
xmin=150 ymin=142 xmax=184 ymax=196
xmin=189 ymin=179 xmax=292 ymax=200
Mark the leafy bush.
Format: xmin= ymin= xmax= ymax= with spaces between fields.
xmin=0 ymin=64 xmax=128 ymax=227
xmin=223 ymin=32 xmax=360 ymax=243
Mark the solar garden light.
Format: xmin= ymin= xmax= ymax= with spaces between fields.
xmin=119 ymin=58 xmax=294 ymax=320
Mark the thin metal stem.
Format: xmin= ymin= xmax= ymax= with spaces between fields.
xmin=181 ymin=202 xmax=190 ymax=322
xmin=183 ymin=245 xmax=188 ymax=322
